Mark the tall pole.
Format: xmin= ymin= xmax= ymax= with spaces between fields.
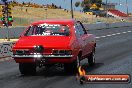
xmin=45 ymin=8 xmax=47 ymax=19
xmin=106 ymin=0 xmax=108 ymax=22
xmin=4 ymin=1 xmax=10 ymax=41
xmin=71 ymin=0 xmax=74 ymax=19
xmin=126 ymin=0 xmax=129 ymax=15
xmin=6 ymin=2 xmax=10 ymax=41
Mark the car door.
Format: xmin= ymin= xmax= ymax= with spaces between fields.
xmin=79 ymin=21 xmax=95 ymax=55
xmin=75 ymin=22 xmax=87 ymax=57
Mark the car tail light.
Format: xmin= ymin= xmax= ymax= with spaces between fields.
xmin=52 ymin=50 xmax=72 ymax=55
xmin=13 ymin=50 xmax=26 ymax=55
xmin=65 ymin=50 xmax=72 ymax=55
xmin=13 ymin=49 xmax=32 ymax=55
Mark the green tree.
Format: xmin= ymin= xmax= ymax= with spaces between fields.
xmin=91 ymin=0 xmax=102 ymax=4
xmin=75 ymin=1 xmax=80 ymax=7
xmin=76 ymin=0 xmax=102 ymax=12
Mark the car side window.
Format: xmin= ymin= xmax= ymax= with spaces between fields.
xmin=75 ymin=23 xmax=85 ymax=36
xmin=75 ymin=26 xmax=81 ymax=38
xmin=25 ymin=26 xmax=35 ymax=36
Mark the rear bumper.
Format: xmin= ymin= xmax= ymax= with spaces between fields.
xmin=12 ymin=54 xmax=74 ymax=63
xmin=12 ymin=54 xmax=73 ymax=58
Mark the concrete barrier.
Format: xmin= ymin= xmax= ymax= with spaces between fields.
xmin=0 ymin=22 xmax=132 ymax=39
xmin=84 ymin=22 xmax=132 ymax=30
xmin=0 ymin=27 xmax=26 ymax=39
xmin=0 ymin=42 xmax=15 ymax=58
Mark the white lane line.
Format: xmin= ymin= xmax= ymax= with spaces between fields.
xmin=127 ymin=31 xmax=131 ymax=32
xmin=116 ymin=33 xmax=121 ymax=35
xmin=106 ymin=35 xmax=112 ymax=37
xmin=111 ymin=34 xmax=116 ymax=36
xmin=96 ymin=37 xmax=100 ymax=39
xmin=101 ymin=36 xmax=106 ymax=38
xmin=122 ymin=32 xmax=127 ymax=34
xmin=96 ymin=31 xmax=131 ymax=39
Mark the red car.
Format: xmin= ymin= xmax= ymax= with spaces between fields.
xmin=12 ymin=19 xmax=96 ymax=75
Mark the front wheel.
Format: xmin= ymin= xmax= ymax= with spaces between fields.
xmin=19 ymin=63 xmax=36 ymax=75
xmin=88 ymin=50 xmax=95 ymax=66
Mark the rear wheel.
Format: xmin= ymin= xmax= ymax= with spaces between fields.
xmin=64 ymin=56 xmax=80 ymax=73
xmin=19 ymin=63 xmax=36 ymax=75
xmin=88 ymin=50 xmax=95 ymax=66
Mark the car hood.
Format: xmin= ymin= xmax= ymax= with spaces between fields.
xmin=14 ymin=36 xmax=73 ymax=49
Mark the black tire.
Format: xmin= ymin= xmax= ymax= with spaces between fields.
xmin=64 ymin=56 xmax=80 ymax=73
xmin=19 ymin=63 xmax=36 ymax=75
xmin=88 ymin=50 xmax=95 ymax=66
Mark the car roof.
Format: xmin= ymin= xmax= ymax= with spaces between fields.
xmin=31 ymin=19 xmax=76 ymax=25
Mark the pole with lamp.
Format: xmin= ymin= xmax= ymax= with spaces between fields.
xmin=2 ymin=0 xmax=10 ymax=41
xmin=106 ymin=0 xmax=108 ymax=20
xmin=126 ymin=0 xmax=129 ymax=15
xmin=105 ymin=0 xmax=109 ymax=28
xmin=71 ymin=0 xmax=74 ymax=19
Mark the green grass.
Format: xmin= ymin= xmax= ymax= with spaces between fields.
xmin=0 ymin=6 xmax=131 ymax=27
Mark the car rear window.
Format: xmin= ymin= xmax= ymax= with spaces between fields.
xmin=24 ymin=24 xmax=70 ymax=36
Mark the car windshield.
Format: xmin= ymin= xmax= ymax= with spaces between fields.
xmin=24 ymin=24 xmax=70 ymax=36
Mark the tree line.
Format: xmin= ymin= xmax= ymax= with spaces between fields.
xmin=75 ymin=0 xmax=102 ymax=12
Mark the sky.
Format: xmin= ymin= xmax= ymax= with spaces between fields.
xmin=2 ymin=0 xmax=132 ymax=13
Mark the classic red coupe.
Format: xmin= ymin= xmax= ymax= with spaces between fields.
xmin=12 ymin=19 xmax=96 ymax=75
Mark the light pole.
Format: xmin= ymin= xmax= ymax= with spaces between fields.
xmin=106 ymin=0 xmax=108 ymax=18
xmin=105 ymin=0 xmax=109 ymax=28
xmin=105 ymin=0 xmax=109 ymax=23
xmin=126 ymin=0 xmax=129 ymax=15
xmin=45 ymin=8 xmax=47 ymax=19
xmin=71 ymin=0 xmax=74 ymax=18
